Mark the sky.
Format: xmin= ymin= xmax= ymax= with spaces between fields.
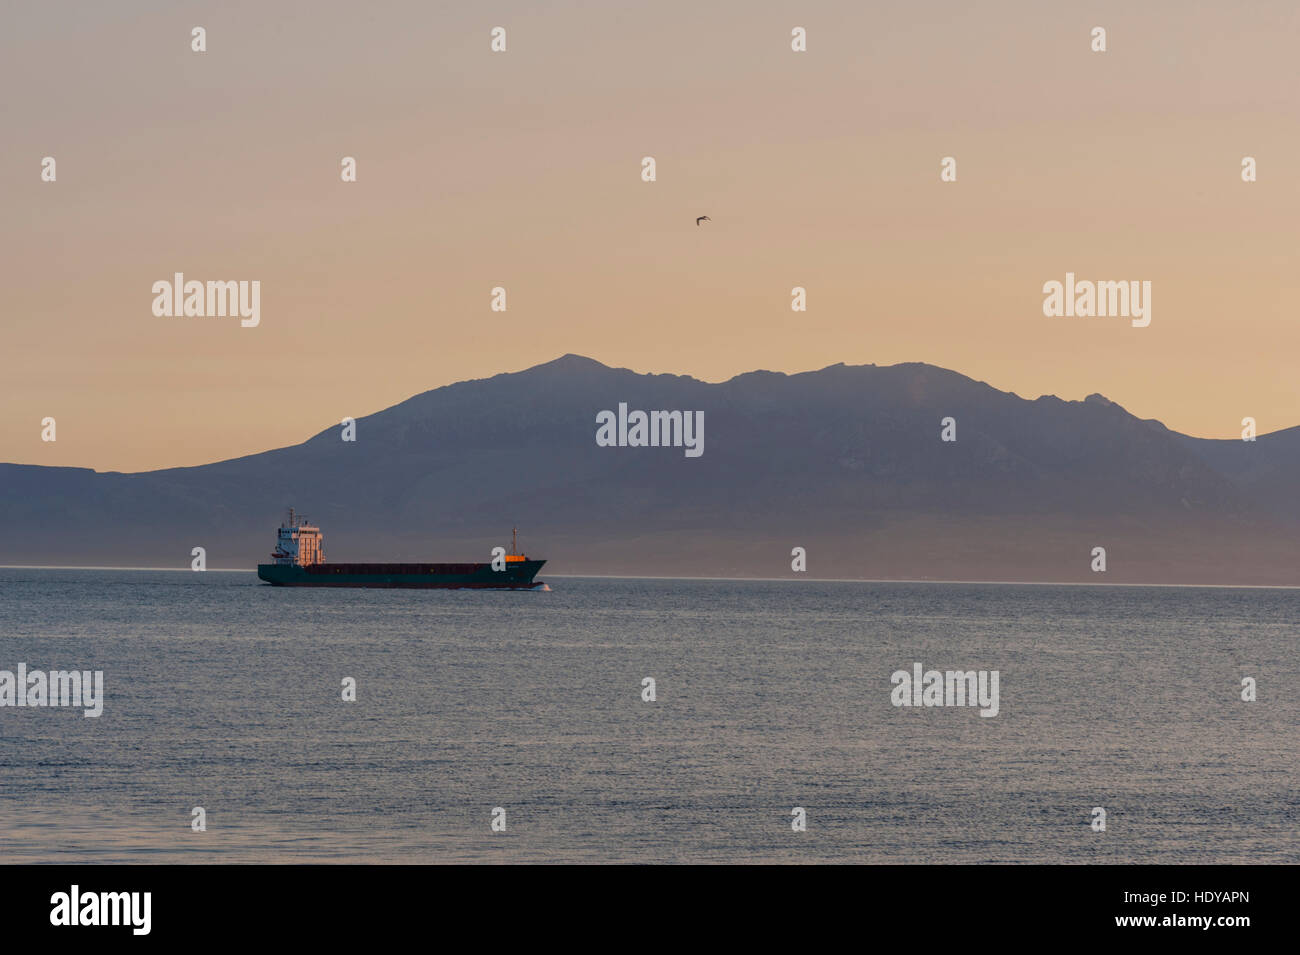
xmin=3 ymin=0 xmax=1299 ymax=472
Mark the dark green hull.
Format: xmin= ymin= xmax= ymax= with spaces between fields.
xmin=257 ymin=559 xmax=546 ymax=589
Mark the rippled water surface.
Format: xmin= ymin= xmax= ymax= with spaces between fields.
xmin=0 ymin=570 xmax=1295 ymax=863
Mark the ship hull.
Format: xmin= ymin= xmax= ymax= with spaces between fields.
xmin=257 ymin=559 xmax=546 ymax=589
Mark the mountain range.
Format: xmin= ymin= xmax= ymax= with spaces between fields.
xmin=2 ymin=354 xmax=1296 ymax=584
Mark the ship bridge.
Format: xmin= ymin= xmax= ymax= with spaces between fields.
xmin=270 ymin=508 xmax=324 ymax=566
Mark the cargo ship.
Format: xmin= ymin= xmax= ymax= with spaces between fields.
xmin=256 ymin=510 xmax=547 ymax=589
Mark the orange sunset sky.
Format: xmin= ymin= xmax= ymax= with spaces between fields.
xmin=3 ymin=0 xmax=1299 ymax=472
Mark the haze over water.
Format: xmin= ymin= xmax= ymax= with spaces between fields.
xmin=1 ymin=570 xmax=1295 ymax=863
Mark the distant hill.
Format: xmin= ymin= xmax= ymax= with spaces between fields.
xmin=1 ymin=355 xmax=1295 ymax=583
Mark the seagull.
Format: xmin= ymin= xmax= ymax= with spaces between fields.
xmin=696 ymin=215 xmax=710 ymax=226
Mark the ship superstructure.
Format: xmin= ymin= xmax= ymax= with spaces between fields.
xmin=270 ymin=508 xmax=324 ymax=566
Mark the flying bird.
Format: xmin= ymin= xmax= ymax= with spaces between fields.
xmin=696 ymin=215 xmax=710 ymax=226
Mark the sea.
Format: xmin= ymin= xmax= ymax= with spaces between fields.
xmin=0 ymin=569 xmax=1295 ymax=864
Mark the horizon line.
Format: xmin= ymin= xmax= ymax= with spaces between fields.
xmin=1 ymin=565 xmax=1296 ymax=590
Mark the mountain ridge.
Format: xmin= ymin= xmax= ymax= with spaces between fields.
xmin=1 ymin=355 xmax=1294 ymax=583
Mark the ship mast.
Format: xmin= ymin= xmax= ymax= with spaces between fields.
xmin=511 ymin=526 xmax=518 ymax=555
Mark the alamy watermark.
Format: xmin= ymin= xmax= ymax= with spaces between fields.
xmin=1042 ymin=272 xmax=1150 ymax=327
xmin=50 ymin=886 xmax=150 ymax=935
xmin=152 ymin=273 xmax=260 ymax=327
xmin=890 ymin=662 xmax=999 ymax=717
xmin=596 ymin=403 xmax=704 ymax=457
xmin=0 ymin=664 xmax=103 ymax=717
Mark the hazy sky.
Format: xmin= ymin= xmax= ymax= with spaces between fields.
xmin=4 ymin=1 xmax=1299 ymax=472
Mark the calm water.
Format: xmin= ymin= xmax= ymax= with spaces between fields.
xmin=0 ymin=569 xmax=1295 ymax=863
